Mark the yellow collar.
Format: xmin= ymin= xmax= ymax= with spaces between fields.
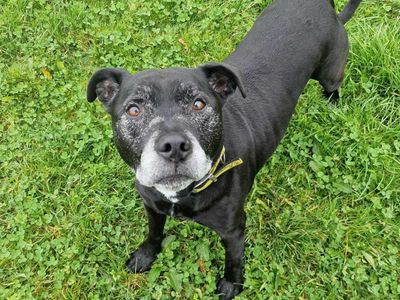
xmin=192 ymin=146 xmax=243 ymax=194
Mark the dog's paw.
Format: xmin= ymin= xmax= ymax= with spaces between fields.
xmin=216 ymin=278 xmax=243 ymax=300
xmin=323 ymin=89 xmax=340 ymax=105
xmin=125 ymin=243 xmax=160 ymax=273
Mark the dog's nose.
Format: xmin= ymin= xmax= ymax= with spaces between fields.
xmin=155 ymin=133 xmax=192 ymax=162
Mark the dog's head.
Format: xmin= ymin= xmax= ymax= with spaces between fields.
xmin=87 ymin=63 xmax=246 ymax=197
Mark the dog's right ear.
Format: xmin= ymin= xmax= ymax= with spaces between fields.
xmin=87 ymin=68 xmax=130 ymax=112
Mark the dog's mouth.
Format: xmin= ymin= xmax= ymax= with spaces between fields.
xmin=156 ymin=174 xmax=193 ymax=185
xmin=153 ymin=174 xmax=195 ymax=195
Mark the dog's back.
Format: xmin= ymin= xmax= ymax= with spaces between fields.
xmin=222 ymin=0 xmax=360 ymax=172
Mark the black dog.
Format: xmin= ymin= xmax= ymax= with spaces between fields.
xmin=86 ymin=0 xmax=362 ymax=298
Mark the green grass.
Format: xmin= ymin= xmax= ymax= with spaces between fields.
xmin=1 ymin=0 xmax=399 ymax=299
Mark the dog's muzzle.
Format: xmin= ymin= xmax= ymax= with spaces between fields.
xmin=135 ymin=130 xmax=212 ymax=194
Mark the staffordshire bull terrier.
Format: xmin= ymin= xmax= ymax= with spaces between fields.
xmin=86 ymin=0 xmax=362 ymax=298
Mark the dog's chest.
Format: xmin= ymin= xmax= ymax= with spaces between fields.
xmin=169 ymin=203 xmax=178 ymax=218
xmin=138 ymin=184 xmax=202 ymax=219
xmin=143 ymin=195 xmax=194 ymax=219
xmin=164 ymin=202 xmax=194 ymax=219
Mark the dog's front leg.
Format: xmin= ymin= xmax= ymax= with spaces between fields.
xmin=217 ymin=224 xmax=245 ymax=300
xmin=126 ymin=204 xmax=166 ymax=273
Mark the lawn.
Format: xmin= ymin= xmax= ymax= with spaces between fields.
xmin=1 ymin=0 xmax=399 ymax=299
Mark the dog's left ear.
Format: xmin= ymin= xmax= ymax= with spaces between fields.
xmin=199 ymin=63 xmax=247 ymax=99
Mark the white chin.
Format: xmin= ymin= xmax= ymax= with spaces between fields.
xmin=154 ymin=178 xmax=193 ymax=199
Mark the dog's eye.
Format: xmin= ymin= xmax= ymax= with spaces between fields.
xmin=127 ymin=104 xmax=141 ymax=117
xmin=192 ymin=99 xmax=206 ymax=111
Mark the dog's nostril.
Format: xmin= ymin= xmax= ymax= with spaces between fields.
xmin=161 ymin=143 xmax=172 ymax=153
xmin=180 ymin=141 xmax=190 ymax=152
